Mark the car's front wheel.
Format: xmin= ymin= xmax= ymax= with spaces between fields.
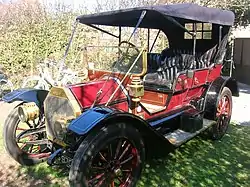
xmin=69 ymin=123 xmax=145 ymax=187
xmin=3 ymin=107 xmax=50 ymax=166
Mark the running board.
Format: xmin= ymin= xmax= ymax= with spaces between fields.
xmin=164 ymin=119 xmax=216 ymax=146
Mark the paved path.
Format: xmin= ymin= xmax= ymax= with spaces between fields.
xmin=231 ymin=82 xmax=250 ymax=126
xmin=0 ymin=101 xmax=21 ymax=125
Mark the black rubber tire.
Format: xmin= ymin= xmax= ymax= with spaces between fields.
xmin=3 ymin=107 xmax=47 ymax=166
xmin=209 ymin=87 xmax=233 ymax=140
xmin=69 ymin=123 xmax=145 ymax=187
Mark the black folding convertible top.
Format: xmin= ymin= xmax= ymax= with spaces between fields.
xmin=77 ymin=3 xmax=235 ymax=28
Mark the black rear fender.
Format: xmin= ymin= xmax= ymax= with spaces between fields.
xmin=204 ymin=76 xmax=238 ymax=120
xmin=224 ymin=77 xmax=239 ymax=97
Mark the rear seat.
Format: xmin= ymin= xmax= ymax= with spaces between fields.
xmin=171 ymin=46 xmax=217 ymax=69
xmin=196 ymin=45 xmax=217 ymax=68
xmin=144 ymin=52 xmax=194 ymax=90
xmin=144 ymin=46 xmax=217 ymax=90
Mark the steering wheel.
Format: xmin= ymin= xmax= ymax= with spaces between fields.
xmin=118 ymin=41 xmax=140 ymax=56
xmin=113 ymin=41 xmax=141 ymax=73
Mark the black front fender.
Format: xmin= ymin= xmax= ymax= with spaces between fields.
xmin=68 ymin=107 xmax=172 ymax=154
xmin=204 ymin=76 xmax=238 ymax=120
xmin=68 ymin=107 xmax=162 ymax=137
xmin=2 ymin=88 xmax=49 ymax=108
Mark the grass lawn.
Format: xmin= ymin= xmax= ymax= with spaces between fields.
xmin=138 ymin=124 xmax=250 ymax=187
xmin=1 ymin=123 xmax=250 ymax=187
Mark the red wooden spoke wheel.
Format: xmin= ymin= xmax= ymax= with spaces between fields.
xmin=15 ymin=124 xmax=50 ymax=159
xmin=87 ymin=138 xmax=138 ymax=187
xmin=212 ymin=87 xmax=232 ymax=140
xmin=3 ymin=107 xmax=50 ymax=166
xmin=69 ymin=124 xmax=145 ymax=187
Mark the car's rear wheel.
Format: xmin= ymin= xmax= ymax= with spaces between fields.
xmin=69 ymin=123 xmax=145 ymax=187
xmin=210 ymin=87 xmax=232 ymax=140
xmin=0 ymin=79 xmax=13 ymax=98
xmin=3 ymin=107 xmax=50 ymax=166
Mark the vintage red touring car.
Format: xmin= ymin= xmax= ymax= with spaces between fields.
xmin=3 ymin=3 xmax=238 ymax=187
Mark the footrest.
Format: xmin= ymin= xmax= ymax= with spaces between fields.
xmin=164 ymin=118 xmax=216 ymax=146
xmin=165 ymin=129 xmax=193 ymax=145
xmin=140 ymin=102 xmax=166 ymax=114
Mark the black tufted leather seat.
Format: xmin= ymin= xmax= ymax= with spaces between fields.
xmin=144 ymin=53 xmax=185 ymax=90
xmin=144 ymin=46 xmax=217 ymax=91
xmin=196 ymin=45 xmax=217 ymax=68
xmin=168 ymin=46 xmax=217 ymax=69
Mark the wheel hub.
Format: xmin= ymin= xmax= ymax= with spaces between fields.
xmin=217 ymin=96 xmax=230 ymax=117
xmin=107 ymin=160 xmax=121 ymax=174
xmin=114 ymin=168 xmax=122 ymax=175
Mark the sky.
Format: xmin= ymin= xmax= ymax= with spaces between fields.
xmin=0 ymin=0 xmax=98 ymax=11
xmin=42 ymin=0 xmax=96 ymax=10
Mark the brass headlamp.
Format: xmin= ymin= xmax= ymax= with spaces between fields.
xmin=18 ymin=102 xmax=40 ymax=122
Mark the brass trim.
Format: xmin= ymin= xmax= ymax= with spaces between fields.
xmin=46 ymin=87 xmax=82 ymax=118
xmin=63 ymin=87 xmax=82 ymax=117
xmin=44 ymin=86 xmax=82 ymax=143
xmin=140 ymin=49 xmax=148 ymax=76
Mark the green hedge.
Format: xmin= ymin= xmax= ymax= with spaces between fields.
xmin=0 ymin=2 xmax=89 ymax=87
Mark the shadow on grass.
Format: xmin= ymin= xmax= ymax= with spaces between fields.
xmin=13 ymin=124 xmax=250 ymax=187
xmin=138 ymin=124 xmax=250 ymax=187
xmin=4 ymin=163 xmax=68 ymax=187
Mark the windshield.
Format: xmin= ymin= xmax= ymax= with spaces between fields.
xmin=83 ymin=42 xmax=144 ymax=74
xmin=59 ymin=11 xmax=147 ymax=77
